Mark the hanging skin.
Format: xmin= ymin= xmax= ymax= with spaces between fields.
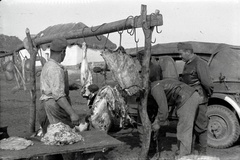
xmin=101 ymin=47 xmax=142 ymax=96
xmin=80 ymin=42 xmax=93 ymax=97
xmin=76 ymin=85 xmax=131 ymax=132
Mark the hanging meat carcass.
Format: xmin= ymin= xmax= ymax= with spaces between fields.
xmin=77 ymin=47 xmax=140 ymax=132
xmin=101 ymin=47 xmax=142 ymax=96
xmin=80 ymin=42 xmax=93 ymax=97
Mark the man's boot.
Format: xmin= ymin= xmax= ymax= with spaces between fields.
xmin=198 ymin=131 xmax=207 ymax=155
xmin=198 ymin=146 xmax=207 ymax=155
xmin=191 ymin=134 xmax=197 ymax=154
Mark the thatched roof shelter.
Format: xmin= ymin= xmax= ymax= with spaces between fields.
xmin=0 ymin=34 xmax=23 ymax=54
xmin=36 ymin=22 xmax=117 ymax=50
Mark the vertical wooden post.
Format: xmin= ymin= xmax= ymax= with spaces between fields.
xmin=25 ymin=28 xmax=37 ymax=133
xmin=138 ymin=4 xmax=154 ymax=160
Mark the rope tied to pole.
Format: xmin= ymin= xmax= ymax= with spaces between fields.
xmin=81 ymin=26 xmax=88 ymax=43
xmin=133 ymin=16 xmax=139 ymax=54
xmin=103 ymin=33 xmax=110 ymax=51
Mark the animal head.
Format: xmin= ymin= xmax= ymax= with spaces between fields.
xmin=81 ymin=84 xmax=99 ymax=99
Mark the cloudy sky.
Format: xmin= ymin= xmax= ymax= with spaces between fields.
xmin=1 ymin=0 xmax=240 ymax=48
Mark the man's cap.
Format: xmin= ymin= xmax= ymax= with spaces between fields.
xmin=50 ymin=37 xmax=68 ymax=52
xmin=88 ymin=84 xmax=99 ymax=93
xmin=177 ymin=42 xmax=193 ymax=50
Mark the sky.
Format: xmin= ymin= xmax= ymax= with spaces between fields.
xmin=1 ymin=0 xmax=240 ymax=49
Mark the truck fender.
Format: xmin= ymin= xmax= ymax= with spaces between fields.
xmin=211 ymin=93 xmax=240 ymax=119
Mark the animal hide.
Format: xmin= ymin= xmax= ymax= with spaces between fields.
xmin=90 ymin=85 xmax=130 ymax=132
xmin=0 ymin=137 xmax=33 ymax=150
xmin=80 ymin=42 xmax=93 ymax=97
xmin=41 ymin=122 xmax=84 ymax=145
xmin=101 ymin=47 xmax=142 ymax=96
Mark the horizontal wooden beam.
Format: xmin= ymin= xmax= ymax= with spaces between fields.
xmin=1 ymin=12 xmax=162 ymax=57
xmin=35 ymin=13 xmax=163 ymax=44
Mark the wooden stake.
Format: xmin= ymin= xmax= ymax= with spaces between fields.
xmin=138 ymin=4 xmax=154 ymax=160
xmin=25 ymin=28 xmax=37 ymax=133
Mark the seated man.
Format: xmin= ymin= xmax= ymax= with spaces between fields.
xmin=151 ymin=78 xmax=200 ymax=157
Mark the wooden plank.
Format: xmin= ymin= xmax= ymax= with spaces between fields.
xmin=0 ymin=130 xmax=124 ymax=160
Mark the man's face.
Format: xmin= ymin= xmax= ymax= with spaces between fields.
xmin=60 ymin=49 xmax=66 ymax=62
xmin=179 ymin=49 xmax=191 ymax=62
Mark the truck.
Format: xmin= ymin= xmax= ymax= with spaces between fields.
xmin=127 ymin=41 xmax=240 ymax=148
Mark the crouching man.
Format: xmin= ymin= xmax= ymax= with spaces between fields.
xmin=151 ymin=78 xmax=200 ymax=157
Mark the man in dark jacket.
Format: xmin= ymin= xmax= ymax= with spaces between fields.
xmin=177 ymin=42 xmax=214 ymax=154
xmin=151 ymin=78 xmax=200 ymax=157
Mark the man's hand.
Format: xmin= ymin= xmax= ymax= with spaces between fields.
xmin=57 ymin=97 xmax=80 ymax=126
xmin=70 ymin=113 xmax=80 ymax=126
xmin=152 ymin=121 xmax=160 ymax=132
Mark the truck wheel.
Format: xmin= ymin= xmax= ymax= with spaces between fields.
xmin=207 ymin=105 xmax=240 ymax=148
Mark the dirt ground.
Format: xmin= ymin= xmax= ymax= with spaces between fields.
xmin=1 ymin=69 xmax=240 ymax=160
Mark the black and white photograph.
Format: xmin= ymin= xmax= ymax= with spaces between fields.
xmin=0 ymin=0 xmax=240 ymax=159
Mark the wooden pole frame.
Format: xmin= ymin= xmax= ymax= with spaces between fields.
xmin=1 ymin=11 xmax=162 ymax=58
xmin=138 ymin=5 xmax=155 ymax=159
xmin=25 ymin=28 xmax=38 ymax=133
xmin=1 ymin=4 xmax=163 ymax=159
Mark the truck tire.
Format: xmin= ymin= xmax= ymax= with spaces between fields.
xmin=207 ymin=104 xmax=240 ymax=148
